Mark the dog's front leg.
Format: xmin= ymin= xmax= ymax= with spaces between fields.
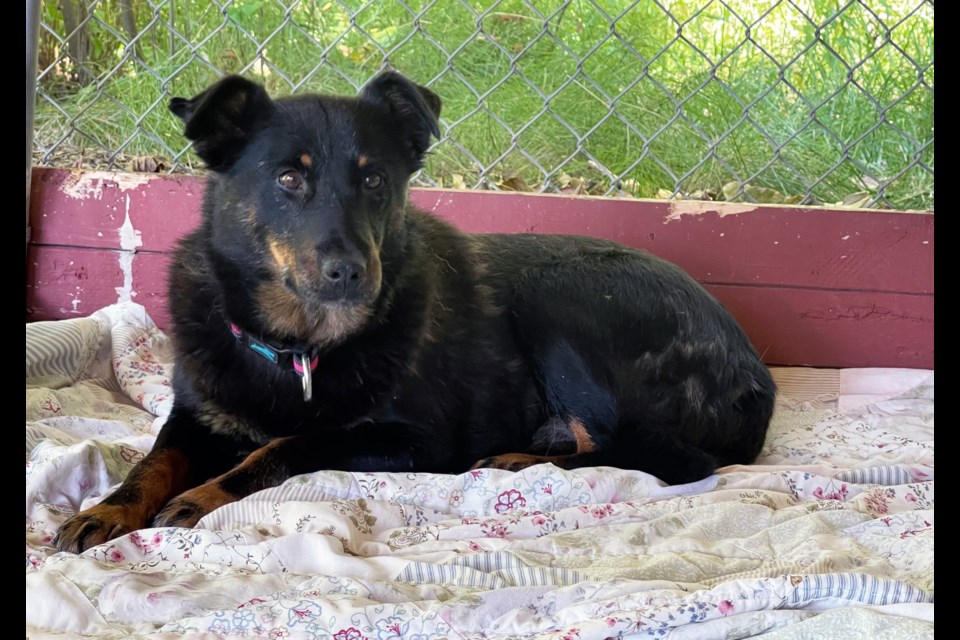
xmin=54 ymin=409 xmax=240 ymax=553
xmin=154 ymin=422 xmax=426 ymax=528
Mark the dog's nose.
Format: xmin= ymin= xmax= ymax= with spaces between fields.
xmin=321 ymin=257 xmax=365 ymax=285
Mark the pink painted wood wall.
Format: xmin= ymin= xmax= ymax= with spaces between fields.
xmin=26 ymin=168 xmax=934 ymax=369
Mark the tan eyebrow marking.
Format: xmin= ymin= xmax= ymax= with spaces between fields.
xmin=358 ymin=154 xmax=368 ymax=168
xmin=299 ymin=154 xmax=312 ymax=168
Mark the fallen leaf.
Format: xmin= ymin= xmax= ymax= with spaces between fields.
xmin=498 ymin=176 xmax=530 ymax=192
xmin=553 ymin=173 xmax=573 ymax=189
xmin=722 ymin=181 xmax=741 ymax=201
xmin=129 ymin=156 xmax=165 ymax=173
xmin=743 ymin=184 xmax=788 ymax=204
xmin=560 ymin=177 xmax=589 ymax=195
xmin=723 ymin=181 xmax=803 ymax=205
xmin=835 ymin=191 xmax=874 ymax=209
xmin=585 ymin=180 xmax=605 ymax=196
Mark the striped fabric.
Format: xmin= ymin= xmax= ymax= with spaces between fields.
xmin=25 ymin=317 xmax=104 ymax=387
xmin=771 ymin=367 xmax=841 ymax=411
xmin=834 ymin=465 xmax=914 ymax=486
xmin=400 ymin=551 xmax=585 ymax=589
xmin=787 ymin=573 xmax=932 ymax=608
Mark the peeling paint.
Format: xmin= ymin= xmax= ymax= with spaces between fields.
xmin=115 ymin=251 xmax=138 ymax=303
xmin=115 ymin=194 xmax=142 ymax=303
xmin=800 ymin=306 xmax=929 ymax=323
xmin=664 ymin=200 xmax=758 ymax=224
xmin=118 ymin=195 xmax=143 ymax=251
xmin=60 ymin=171 xmax=153 ymax=201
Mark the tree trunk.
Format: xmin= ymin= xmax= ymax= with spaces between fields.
xmin=118 ymin=0 xmax=142 ymax=59
xmin=59 ymin=0 xmax=92 ymax=84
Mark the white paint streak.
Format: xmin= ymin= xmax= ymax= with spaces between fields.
xmin=118 ymin=195 xmax=143 ymax=251
xmin=60 ymin=171 xmax=153 ymax=200
xmin=841 ymin=235 xmax=850 ymax=240
xmin=115 ymin=252 xmax=137 ymax=303
xmin=664 ymin=200 xmax=758 ymax=224
xmin=115 ymin=195 xmax=142 ymax=303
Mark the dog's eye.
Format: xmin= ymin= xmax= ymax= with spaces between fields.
xmin=363 ymin=174 xmax=383 ymax=190
xmin=278 ymin=171 xmax=303 ymax=190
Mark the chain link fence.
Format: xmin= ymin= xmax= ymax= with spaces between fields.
xmin=32 ymin=0 xmax=933 ymax=210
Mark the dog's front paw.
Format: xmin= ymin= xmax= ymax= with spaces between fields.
xmin=153 ymin=498 xmax=206 ymax=528
xmin=153 ymin=483 xmax=236 ymax=528
xmin=471 ymin=453 xmax=567 ymax=472
xmin=54 ymin=503 xmax=144 ymax=554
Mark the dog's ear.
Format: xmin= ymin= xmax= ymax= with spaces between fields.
xmin=169 ymin=76 xmax=274 ymax=171
xmin=360 ymin=71 xmax=442 ymax=164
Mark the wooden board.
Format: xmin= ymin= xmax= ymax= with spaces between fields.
xmin=26 ymin=168 xmax=934 ymax=368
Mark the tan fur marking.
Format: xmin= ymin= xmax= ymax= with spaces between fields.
xmin=299 ymin=153 xmax=313 ymax=168
xmin=471 ymin=453 xmax=568 ymax=471
xmin=54 ymin=449 xmax=192 ymax=552
xmin=267 ymin=239 xmax=296 ymax=271
xmin=240 ymin=437 xmax=293 ymax=463
xmin=358 ymin=154 xmax=368 ymax=168
xmin=255 ymin=232 xmax=382 ymax=347
xmin=254 ymin=282 xmax=375 ymax=347
xmin=568 ymin=418 xmax=596 ymax=454
xmin=173 ymin=481 xmax=235 ymax=515
xmin=156 ymin=439 xmax=294 ymax=528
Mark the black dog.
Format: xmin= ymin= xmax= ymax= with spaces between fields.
xmin=56 ymin=71 xmax=775 ymax=553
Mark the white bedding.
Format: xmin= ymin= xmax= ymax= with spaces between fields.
xmin=26 ymin=303 xmax=934 ymax=639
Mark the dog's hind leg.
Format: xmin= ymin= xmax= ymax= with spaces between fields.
xmin=472 ymin=332 xmax=719 ymax=485
xmin=473 ymin=427 xmax=717 ymax=485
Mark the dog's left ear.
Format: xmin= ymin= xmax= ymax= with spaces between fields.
xmin=360 ymin=71 xmax=442 ymax=163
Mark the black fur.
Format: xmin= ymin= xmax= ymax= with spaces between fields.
xmin=55 ymin=71 xmax=775 ymax=553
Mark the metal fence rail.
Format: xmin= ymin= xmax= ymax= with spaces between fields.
xmin=32 ymin=0 xmax=934 ymax=210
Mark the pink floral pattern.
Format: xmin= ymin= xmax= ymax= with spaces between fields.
xmin=495 ymin=489 xmax=527 ymax=513
xmin=333 ymin=628 xmax=365 ymax=640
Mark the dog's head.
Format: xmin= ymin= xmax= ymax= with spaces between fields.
xmin=169 ymin=72 xmax=440 ymax=344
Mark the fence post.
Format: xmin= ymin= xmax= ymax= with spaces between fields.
xmin=26 ymin=0 xmax=41 ymax=251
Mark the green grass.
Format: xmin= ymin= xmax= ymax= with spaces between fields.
xmin=35 ymin=0 xmax=934 ymax=210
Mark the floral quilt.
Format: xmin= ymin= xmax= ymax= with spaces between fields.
xmin=26 ymin=303 xmax=934 ymax=639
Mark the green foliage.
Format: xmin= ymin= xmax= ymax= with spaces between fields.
xmin=35 ymin=0 xmax=933 ymax=210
